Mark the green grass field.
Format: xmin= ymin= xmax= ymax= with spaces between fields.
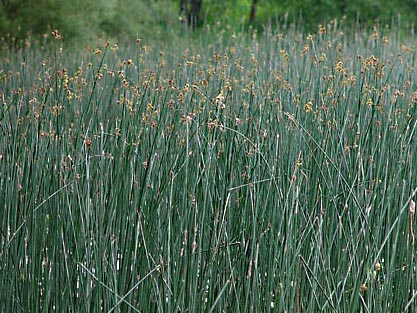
xmin=1 ymin=23 xmax=417 ymax=312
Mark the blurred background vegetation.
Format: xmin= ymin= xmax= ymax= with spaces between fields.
xmin=1 ymin=0 xmax=417 ymax=45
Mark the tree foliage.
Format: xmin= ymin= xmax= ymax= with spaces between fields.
xmin=0 ymin=0 xmax=178 ymax=45
xmin=0 ymin=0 xmax=416 ymax=44
xmin=199 ymin=0 xmax=417 ymax=30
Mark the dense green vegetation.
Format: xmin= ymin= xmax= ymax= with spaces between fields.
xmin=1 ymin=0 xmax=417 ymax=45
xmin=0 ymin=0 xmax=178 ymax=45
xmin=1 ymin=21 xmax=417 ymax=311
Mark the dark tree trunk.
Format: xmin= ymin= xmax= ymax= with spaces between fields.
xmin=339 ymin=0 xmax=347 ymax=14
xmin=179 ymin=0 xmax=202 ymax=29
xmin=249 ymin=0 xmax=258 ymax=24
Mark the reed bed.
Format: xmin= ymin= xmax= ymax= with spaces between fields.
xmin=1 ymin=23 xmax=417 ymax=312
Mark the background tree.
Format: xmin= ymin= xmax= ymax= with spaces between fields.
xmin=0 ymin=0 xmax=177 ymax=45
xmin=1 ymin=0 xmax=417 ymax=45
xmin=249 ymin=0 xmax=258 ymax=24
xmin=180 ymin=0 xmax=203 ymax=28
